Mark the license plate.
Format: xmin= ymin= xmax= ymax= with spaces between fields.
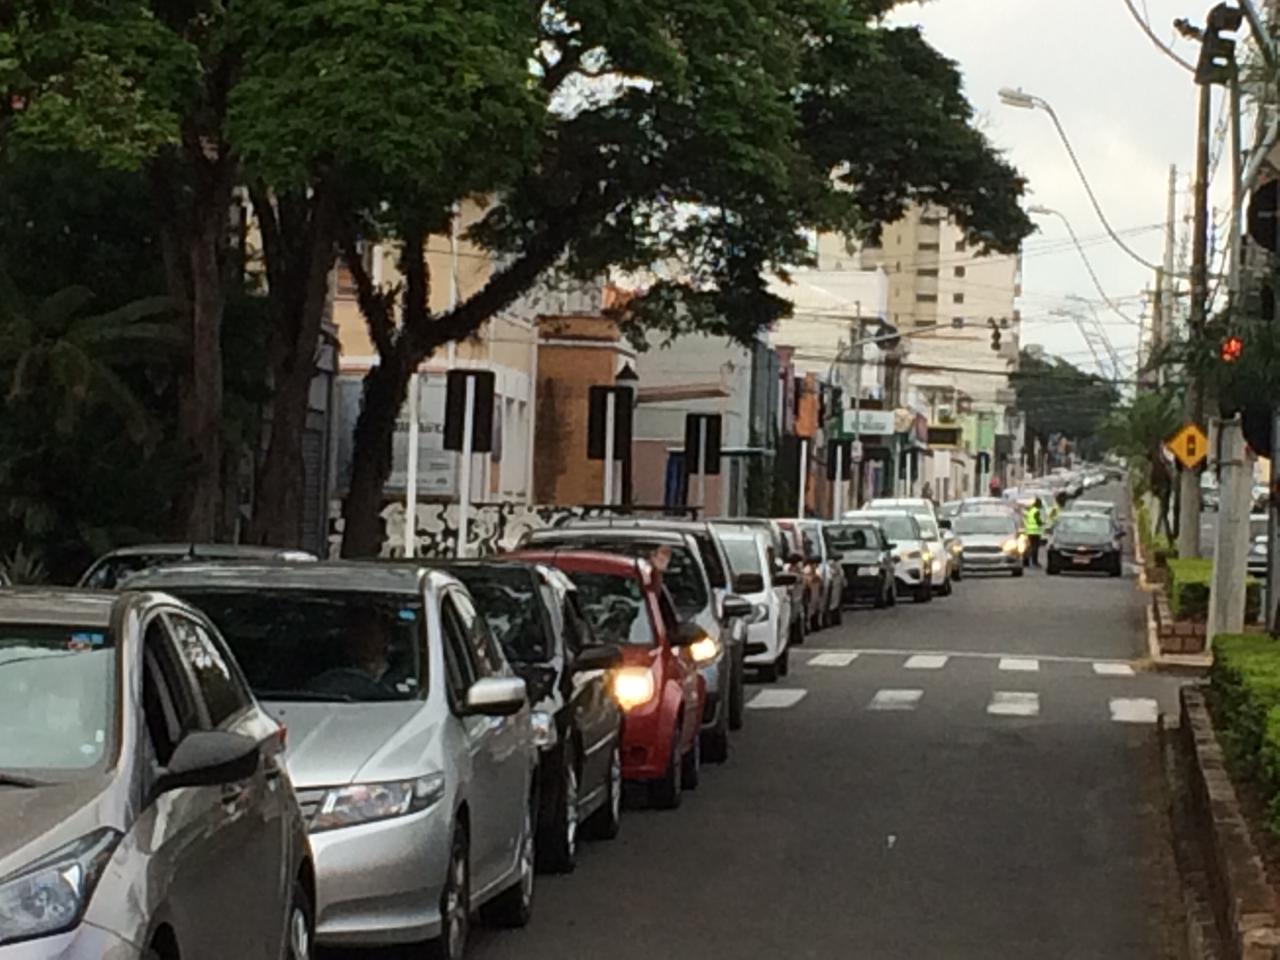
xmin=1072 ymin=556 xmax=1091 ymax=565
xmin=858 ymin=566 xmax=879 ymax=576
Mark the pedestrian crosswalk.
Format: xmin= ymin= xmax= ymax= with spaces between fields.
xmin=804 ymin=649 xmax=1138 ymax=678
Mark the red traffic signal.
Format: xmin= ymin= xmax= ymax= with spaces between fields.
xmin=1220 ymin=335 xmax=1244 ymax=363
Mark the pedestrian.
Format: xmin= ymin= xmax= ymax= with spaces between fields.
xmin=921 ymin=480 xmax=934 ymax=503
xmin=1023 ymin=497 xmax=1044 ymax=568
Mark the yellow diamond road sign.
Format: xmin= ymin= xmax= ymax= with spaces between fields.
xmin=1165 ymin=423 xmax=1208 ymax=471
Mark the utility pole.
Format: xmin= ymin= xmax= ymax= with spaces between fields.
xmin=1209 ymin=416 xmax=1251 ymax=639
xmin=1158 ymin=164 xmax=1178 ymax=386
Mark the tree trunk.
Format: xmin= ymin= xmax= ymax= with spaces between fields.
xmin=175 ymin=205 xmax=226 ymax=542
xmin=340 ymin=355 xmax=411 ymax=557
xmin=245 ymin=365 xmax=311 ymax=546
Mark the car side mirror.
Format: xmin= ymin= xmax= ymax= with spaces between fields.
xmin=672 ymin=622 xmax=708 ymax=647
xmin=774 ymin=571 xmax=799 ymax=587
xmin=884 ymin=542 xmax=897 ymax=551
xmin=722 ymin=595 xmax=754 ymax=621
xmin=154 ymin=731 xmax=261 ymax=797
xmin=464 ymin=676 xmax=527 ymax=717
xmin=573 ymin=643 xmax=623 ymax=673
xmin=732 ymin=573 xmax=765 ymax=596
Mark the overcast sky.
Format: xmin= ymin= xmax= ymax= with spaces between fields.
xmin=889 ymin=0 xmax=1234 ymax=377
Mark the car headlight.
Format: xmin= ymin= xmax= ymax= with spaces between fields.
xmin=530 ymin=710 xmax=557 ymax=749
xmin=310 ymin=774 xmax=446 ymax=832
xmin=0 ymin=827 xmax=121 ymax=946
xmin=612 ymin=667 xmax=657 ymax=711
xmin=1001 ymin=538 xmax=1021 ymax=554
xmin=687 ymin=636 xmax=722 ymax=664
xmin=751 ymin=603 xmax=771 ymax=624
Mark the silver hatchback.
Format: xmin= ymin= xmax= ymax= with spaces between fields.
xmin=126 ymin=562 xmax=537 ymax=960
xmin=0 ymin=589 xmax=313 ymax=960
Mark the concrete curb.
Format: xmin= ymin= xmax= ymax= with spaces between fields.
xmin=1149 ymin=604 xmax=1213 ymax=674
xmin=1180 ymin=687 xmax=1280 ymax=959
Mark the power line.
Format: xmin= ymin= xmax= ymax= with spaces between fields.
xmin=1118 ymin=0 xmax=1196 ymax=72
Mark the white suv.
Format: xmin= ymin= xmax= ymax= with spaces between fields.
xmin=866 ymin=499 xmax=953 ymax=596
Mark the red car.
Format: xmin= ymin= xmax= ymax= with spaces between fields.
xmin=512 ymin=550 xmax=705 ymax=808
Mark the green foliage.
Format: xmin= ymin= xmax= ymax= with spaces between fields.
xmin=0 ymin=545 xmax=48 ymax=585
xmin=1209 ymin=634 xmax=1280 ymax=833
xmin=1167 ymin=557 xmax=1261 ymax=622
xmin=1011 ymin=350 xmax=1119 ymax=457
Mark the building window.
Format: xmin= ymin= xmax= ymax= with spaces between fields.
xmin=917 ymin=268 xmax=938 ymax=278
xmin=916 ymin=293 xmax=938 ymax=303
xmin=952 ymin=317 xmax=965 ymax=329
xmin=953 ymin=292 xmax=964 ymax=304
xmin=918 ymin=242 xmax=940 ymax=252
xmin=917 ymin=317 xmax=937 ymax=327
xmin=954 ymin=266 xmax=966 ymax=278
xmin=955 ymin=240 xmax=966 ymax=252
xmin=921 ymin=216 xmax=942 ymax=227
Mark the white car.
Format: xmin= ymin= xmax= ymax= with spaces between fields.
xmin=847 ymin=510 xmax=936 ymax=603
xmin=866 ymin=499 xmax=954 ymax=594
xmin=715 ymin=526 xmax=794 ymax=682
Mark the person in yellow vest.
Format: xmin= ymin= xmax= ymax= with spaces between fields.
xmin=1047 ymin=491 xmax=1066 ymax=534
xmin=1023 ymin=497 xmax=1045 ymax=568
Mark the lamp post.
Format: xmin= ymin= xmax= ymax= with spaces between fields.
xmin=616 ymin=363 xmax=639 ymax=507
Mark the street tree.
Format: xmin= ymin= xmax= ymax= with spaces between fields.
xmin=336 ymin=0 xmax=1036 ymax=556
xmin=1103 ymin=388 xmax=1182 ymax=536
xmin=1011 ymin=349 xmax=1120 ymax=460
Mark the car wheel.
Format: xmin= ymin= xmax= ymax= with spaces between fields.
xmin=481 ymin=800 xmax=535 ymax=928
xmin=582 ymin=740 xmax=623 ymax=841
xmin=940 ymin=577 xmax=953 ymax=597
xmin=681 ymin=730 xmax=701 ymax=790
xmin=702 ymin=700 xmax=730 ymax=763
xmin=537 ymin=742 xmax=578 ymax=874
xmin=758 ymin=659 xmax=780 ymax=682
xmin=790 ymin=613 xmax=806 ymax=648
xmin=915 ymin=583 xmax=932 ymax=604
xmin=832 ymin=603 xmax=844 ymax=626
xmin=874 ymin=581 xmax=889 ymax=609
xmin=1109 ymin=558 xmax=1122 ymax=578
xmin=1046 ymin=560 xmax=1060 ymax=576
xmin=952 ymin=565 xmax=963 ymax=582
xmin=778 ymin=645 xmax=790 ymax=678
xmin=1012 ymin=566 xmax=1024 ymax=578
xmin=285 ymin=879 xmax=314 ymax=960
xmin=887 ymin=580 xmax=897 ymax=607
xmin=649 ymin=725 xmax=683 ymax=809
xmin=728 ymin=649 xmax=746 ymax=731
xmin=427 ymin=826 xmax=470 ymax=960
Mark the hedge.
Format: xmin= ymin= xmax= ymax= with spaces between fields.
xmin=1167 ymin=556 xmax=1261 ymax=622
xmin=1210 ymin=634 xmax=1280 ymax=833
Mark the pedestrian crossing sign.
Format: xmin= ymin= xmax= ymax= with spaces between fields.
xmin=1165 ymin=423 xmax=1208 ymax=471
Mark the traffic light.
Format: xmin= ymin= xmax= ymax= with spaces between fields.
xmin=1220 ymin=334 xmax=1244 ymax=363
xmin=1195 ymin=3 xmax=1243 ymax=86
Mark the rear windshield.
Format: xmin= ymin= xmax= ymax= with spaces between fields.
xmin=82 ymin=554 xmax=175 ymax=589
xmin=1055 ymin=517 xmax=1112 ymax=539
xmin=858 ymin=514 xmax=919 ymax=541
xmin=450 ymin=567 xmax=547 ymax=664
xmin=0 ymin=624 xmax=115 ymax=780
xmin=954 ymin=516 xmax=1016 ymax=536
xmin=171 ymin=589 xmax=425 ymax=702
xmin=825 ymin=525 xmax=879 ymax=551
xmin=565 ymin=572 xmax=655 ymax=647
xmin=720 ymin=537 xmax=762 ymax=576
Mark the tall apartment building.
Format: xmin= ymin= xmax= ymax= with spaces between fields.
xmin=860 ymin=205 xmax=1022 ymax=412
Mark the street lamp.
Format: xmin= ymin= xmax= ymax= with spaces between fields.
xmin=615 ymin=362 xmax=639 ymax=506
xmin=999 ymin=87 xmax=1165 ymax=274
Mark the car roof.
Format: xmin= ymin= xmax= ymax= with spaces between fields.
xmin=1070 ymin=500 xmax=1115 ymax=509
xmin=118 ymin=561 xmax=451 ymax=596
xmin=0 ymin=589 xmax=121 ymax=628
xmin=527 ymin=527 xmax=689 ymax=547
xmin=510 ymin=549 xmax=655 ymax=584
xmin=94 ymin=543 xmax=317 ymax=560
xmin=713 ymin=525 xmax=764 ymax=542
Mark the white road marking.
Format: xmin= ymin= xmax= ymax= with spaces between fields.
xmin=1093 ymin=662 xmax=1136 ymax=677
xmin=998 ymin=657 xmax=1040 ymax=672
xmin=747 ymin=689 xmax=808 ymax=710
xmin=808 ymin=652 xmax=859 ymax=667
xmin=987 ymin=692 xmax=1040 ymax=718
xmin=904 ymin=654 xmax=949 ymax=670
xmin=1110 ymin=697 xmax=1159 ymax=724
xmin=802 ymin=646 xmax=1135 ymax=669
xmin=868 ymin=689 xmax=924 ymax=711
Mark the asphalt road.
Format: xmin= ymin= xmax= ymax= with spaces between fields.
xmin=333 ymin=484 xmax=1190 ymax=959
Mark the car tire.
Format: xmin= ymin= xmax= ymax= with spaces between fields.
xmin=728 ymin=653 xmax=746 ymax=731
xmin=427 ymin=825 xmax=470 ymax=960
xmin=874 ymin=580 xmax=889 ymax=609
xmin=537 ymin=742 xmax=578 ymax=874
xmin=285 ymin=879 xmax=314 ymax=960
xmin=702 ymin=711 xmax=730 ymax=764
xmin=582 ymin=741 xmax=623 ymax=841
xmin=939 ymin=577 xmax=953 ymax=597
xmin=1109 ymin=557 xmax=1122 ymax=578
xmin=778 ymin=645 xmax=790 ymax=677
xmin=1012 ymin=567 xmax=1024 ymax=578
xmin=790 ymin=614 xmax=806 ymax=648
xmin=649 ymin=726 xmax=683 ymax=809
xmin=887 ymin=580 xmax=897 ymax=607
xmin=832 ymin=603 xmax=844 ymax=626
xmin=681 ymin=730 xmax=701 ymax=790
xmin=481 ymin=800 xmax=535 ymax=929
xmin=952 ymin=565 xmax=963 ymax=582
xmin=1046 ymin=561 xmax=1060 ymax=576
xmin=915 ymin=583 xmax=932 ymax=604
xmin=758 ymin=659 xmax=780 ymax=683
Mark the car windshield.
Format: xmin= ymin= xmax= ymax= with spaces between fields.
xmin=170 ymin=589 xmax=424 ymax=702
xmin=81 ymin=553 xmax=177 ymax=589
xmin=565 ymin=573 xmax=655 ymax=647
xmin=825 ymin=525 xmax=877 ymax=551
xmin=859 ymin=514 xmax=919 ymax=541
xmin=0 ymin=624 xmax=115 ymax=780
xmin=954 ymin=516 xmax=1016 ymax=536
xmin=720 ymin=537 xmax=762 ymax=576
xmin=1056 ymin=517 xmax=1112 ymax=540
xmin=915 ymin=518 xmax=941 ymax=540
xmin=450 ymin=567 xmax=547 ymax=664
xmin=535 ymin=538 xmax=709 ymax=619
